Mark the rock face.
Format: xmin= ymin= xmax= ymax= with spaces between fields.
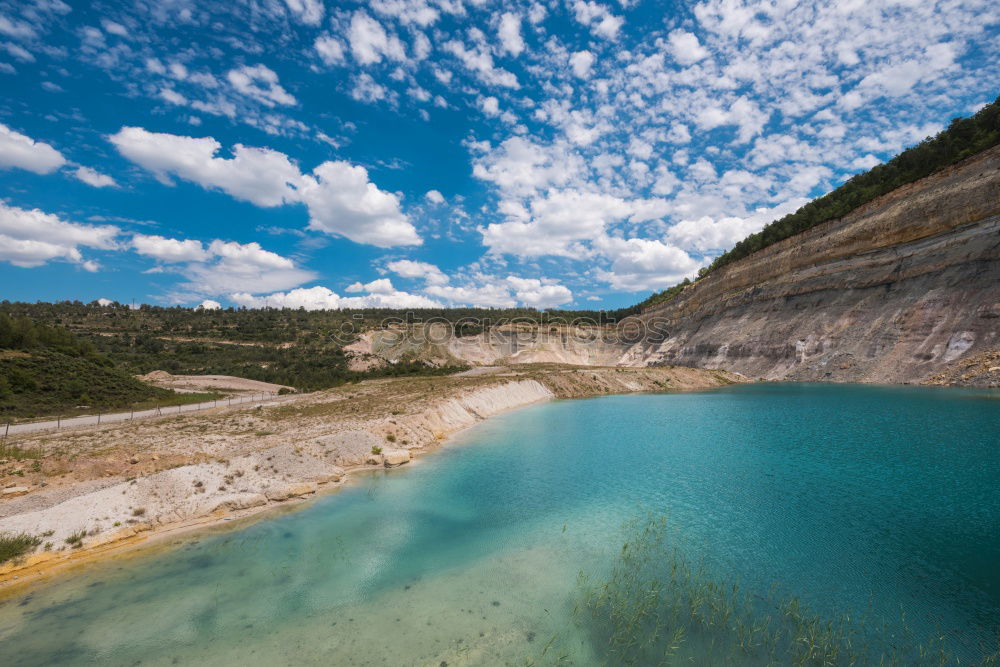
xmin=382 ymin=449 xmax=411 ymax=466
xmin=632 ymin=145 xmax=1000 ymax=384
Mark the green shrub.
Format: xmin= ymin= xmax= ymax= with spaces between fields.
xmin=0 ymin=532 xmax=41 ymax=564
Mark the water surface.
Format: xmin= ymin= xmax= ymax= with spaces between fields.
xmin=0 ymin=383 xmax=997 ymax=665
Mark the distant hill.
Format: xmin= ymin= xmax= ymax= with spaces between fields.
xmin=0 ymin=314 xmax=178 ymax=420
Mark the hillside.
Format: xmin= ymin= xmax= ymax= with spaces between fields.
xmin=0 ymin=315 xmax=212 ymax=420
xmin=630 ymin=143 xmax=1000 ymax=384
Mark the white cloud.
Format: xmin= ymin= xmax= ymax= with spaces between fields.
xmin=570 ymin=0 xmax=623 ymax=39
xmin=132 ymin=234 xmax=211 ymax=263
xmin=443 ymin=39 xmax=519 ymax=88
xmin=472 ymin=137 xmax=584 ymax=197
xmin=110 ymin=127 xmax=419 ymax=248
xmin=498 ymin=12 xmax=524 ymax=56
xmin=232 ymin=285 xmax=443 ymax=310
xmin=424 ymin=282 xmax=516 ymax=308
xmin=283 ymin=0 xmax=324 ymax=25
xmin=227 ymin=64 xmax=296 ymax=107
xmin=197 ymin=299 xmax=222 ymax=310
xmin=668 ymin=30 xmax=709 ymax=65
xmin=101 ymin=19 xmax=128 ymax=37
xmin=351 ymin=72 xmax=392 ymax=103
xmin=180 ymin=239 xmax=317 ymax=296
xmin=505 ymin=276 xmax=572 ymax=308
xmin=0 ymin=202 xmax=118 ymax=269
xmin=424 ymin=189 xmax=445 ymax=204
xmin=370 ymin=0 xmax=441 ymax=27
xmin=298 ymin=160 xmax=420 ymax=247
xmin=109 ymin=127 xmax=300 ymax=207
xmin=346 ymin=277 xmax=396 ymax=294
xmin=73 ymin=166 xmax=116 ymax=188
xmin=595 ymin=236 xmax=704 ymax=291
xmin=314 ymin=35 xmax=346 ymax=65
xmin=481 ymin=189 xmax=660 ymax=258
xmin=348 ymin=11 xmax=406 ymax=65
xmin=569 ymin=50 xmax=595 ymax=78
xmin=0 ymin=124 xmax=66 ymax=174
xmin=665 ymin=198 xmax=807 ymax=253
xmin=386 ymin=259 xmax=449 ymax=285
xmin=479 ymin=95 xmax=500 ymax=116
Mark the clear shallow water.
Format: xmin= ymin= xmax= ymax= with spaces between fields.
xmin=0 ymin=383 xmax=998 ymax=665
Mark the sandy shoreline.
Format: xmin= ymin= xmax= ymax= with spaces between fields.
xmin=0 ymin=364 xmax=744 ymax=594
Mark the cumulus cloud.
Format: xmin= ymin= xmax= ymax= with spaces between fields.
xmin=498 ymin=12 xmax=524 ymax=56
xmin=505 ymin=276 xmax=572 ymax=308
xmin=424 ymin=189 xmax=445 ymax=204
xmin=0 ymin=123 xmax=66 ymax=174
xmin=283 ymin=0 xmax=324 ymax=25
xmin=226 ymin=64 xmax=296 ymax=107
xmin=348 ymin=11 xmax=406 ymax=65
xmin=110 ymin=127 xmax=419 ymax=247
xmin=132 ymin=234 xmax=211 ymax=262
xmin=0 ymin=202 xmax=118 ymax=270
xmin=386 ymin=259 xmax=449 ymax=285
xmin=668 ymin=30 xmax=709 ymax=65
xmin=595 ymin=236 xmax=704 ymax=291
xmin=73 ymin=166 xmax=116 ymax=188
xmin=443 ymin=39 xmax=519 ymax=88
xmin=314 ymin=35 xmax=346 ymax=65
xmin=481 ymin=189 xmax=666 ymax=258
xmin=569 ymin=50 xmax=595 ymax=78
xmin=570 ymin=0 xmax=623 ymax=39
xmin=665 ymin=198 xmax=807 ymax=254
xmin=298 ymin=160 xmax=420 ymax=247
xmin=197 ymin=299 xmax=222 ymax=310
xmin=232 ymin=285 xmax=443 ymax=310
xmin=133 ymin=234 xmax=317 ymax=297
xmin=423 ymin=282 xmax=516 ymax=308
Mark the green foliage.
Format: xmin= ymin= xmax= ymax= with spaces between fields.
xmin=0 ymin=349 xmax=175 ymax=420
xmin=371 ymin=445 xmax=382 ymax=455
xmin=0 ymin=532 xmax=42 ymax=564
xmin=0 ymin=313 xmax=98 ymax=358
xmin=64 ymin=530 xmax=87 ymax=548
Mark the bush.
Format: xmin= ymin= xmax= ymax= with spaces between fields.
xmin=0 ymin=532 xmax=41 ymax=564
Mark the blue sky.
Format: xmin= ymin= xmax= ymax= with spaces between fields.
xmin=0 ymin=0 xmax=997 ymax=310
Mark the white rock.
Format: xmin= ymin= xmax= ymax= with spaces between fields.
xmin=382 ymin=449 xmax=411 ymax=467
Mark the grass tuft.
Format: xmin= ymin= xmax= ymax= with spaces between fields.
xmin=0 ymin=532 xmax=42 ymax=564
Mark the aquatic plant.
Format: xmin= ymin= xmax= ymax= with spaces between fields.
xmin=0 ymin=532 xmax=41 ymax=564
xmin=574 ymin=515 xmax=1000 ymax=666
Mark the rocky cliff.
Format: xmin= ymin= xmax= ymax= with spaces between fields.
xmin=632 ymin=144 xmax=1000 ymax=384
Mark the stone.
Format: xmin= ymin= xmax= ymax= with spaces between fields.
xmin=210 ymin=493 xmax=268 ymax=512
xmin=382 ymin=449 xmax=411 ymax=467
xmin=266 ymin=483 xmax=317 ymax=501
xmin=1 ymin=486 xmax=29 ymax=497
xmin=366 ymin=454 xmax=384 ymax=466
xmin=312 ymin=467 xmax=344 ymax=484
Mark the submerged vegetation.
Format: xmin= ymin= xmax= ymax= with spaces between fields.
xmin=574 ymin=516 xmax=999 ymax=666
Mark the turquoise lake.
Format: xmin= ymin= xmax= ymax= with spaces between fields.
xmin=0 ymin=383 xmax=998 ymax=665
